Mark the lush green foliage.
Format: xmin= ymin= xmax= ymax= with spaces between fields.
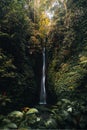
xmin=0 ymin=99 xmax=87 ymax=129
xmin=0 ymin=0 xmax=40 ymax=109
xmin=47 ymin=0 xmax=87 ymax=102
xmin=51 ymin=98 xmax=87 ymax=129
xmin=0 ymin=0 xmax=87 ymax=129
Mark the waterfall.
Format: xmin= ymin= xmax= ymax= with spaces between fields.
xmin=39 ymin=47 xmax=46 ymax=105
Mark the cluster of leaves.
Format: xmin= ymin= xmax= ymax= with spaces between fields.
xmin=51 ymin=98 xmax=87 ymax=129
xmin=0 ymin=100 xmax=87 ymax=130
xmin=0 ymin=108 xmax=38 ymax=129
xmin=0 ymin=107 xmax=58 ymax=129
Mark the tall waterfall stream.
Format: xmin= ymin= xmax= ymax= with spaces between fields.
xmin=39 ymin=47 xmax=46 ymax=105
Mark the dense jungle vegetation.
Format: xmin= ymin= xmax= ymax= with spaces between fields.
xmin=0 ymin=0 xmax=87 ymax=129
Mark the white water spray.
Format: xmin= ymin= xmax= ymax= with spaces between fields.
xmin=39 ymin=47 xmax=46 ymax=105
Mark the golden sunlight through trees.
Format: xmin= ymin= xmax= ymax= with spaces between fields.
xmin=39 ymin=12 xmax=51 ymax=38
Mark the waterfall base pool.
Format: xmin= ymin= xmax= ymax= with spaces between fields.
xmin=39 ymin=102 xmax=47 ymax=105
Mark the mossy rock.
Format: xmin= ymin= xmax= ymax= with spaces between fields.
xmin=26 ymin=108 xmax=39 ymax=115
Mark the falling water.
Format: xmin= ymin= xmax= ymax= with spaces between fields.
xmin=39 ymin=47 xmax=46 ymax=105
